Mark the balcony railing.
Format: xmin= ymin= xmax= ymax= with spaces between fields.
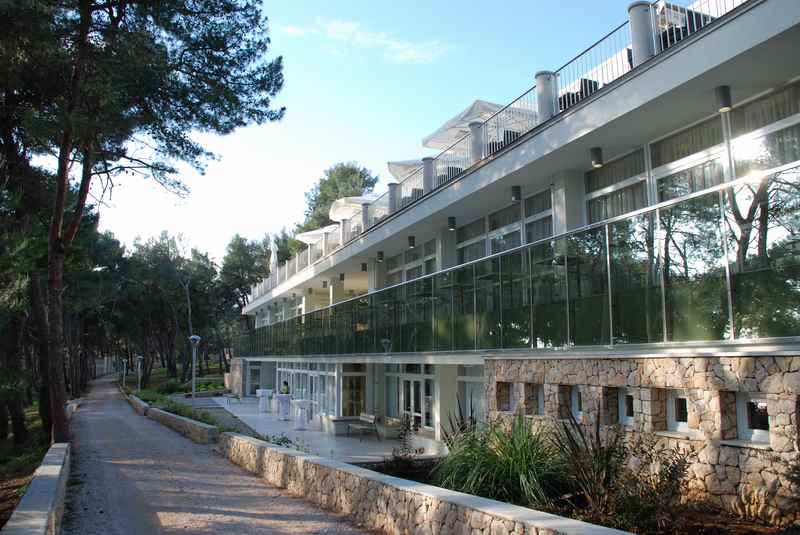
xmin=246 ymin=0 xmax=751 ymax=305
xmin=237 ymin=163 xmax=800 ymax=358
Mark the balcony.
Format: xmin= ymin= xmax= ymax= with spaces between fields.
xmin=236 ymin=161 xmax=800 ymax=358
xmin=248 ymin=0 xmax=754 ymax=307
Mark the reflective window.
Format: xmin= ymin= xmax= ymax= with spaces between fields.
xmin=586 ymin=149 xmax=645 ymax=192
xmin=452 ymin=264 xmax=476 ymax=350
xmin=476 ymin=258 xmax=501 ymax=349
xmin=490 ymin=230 xmax=521 ymax=254
xmin=502 ymin=250 xmax=532 ymax=348
xmin=731 ymin=81 xmax=800 ymax=138
xmin=660 ymin=192 xmax=729 ymax=341
xmin=609 ymin=212 xmax=664 ymax=343
xmin=531 ymin=241 xmax=568 ymax=348
xmin=403 ymin=276 xmax=433 ymax=352
xmin=587 ymin=180 xmax=648 ymax=223
xmin=658 ymin=158 xmax=724 ymax=202
xmin=567 ymin=227 xmax=610 ymax=345
xmin=457 ymin=240 xmax=486 ymax=264
xmin=651 ymin=116 xmax=723 ymax=168
xmin=525 ymin=189 xmax=552 ymax=217
xmin=733 ymin=123 xmax=800 ymax=179
xmin=526 ymin=217 xmax=553 ymax=244
xmin=489 ymin=203 xmax=521 ymax=231
xmin=457 ymin=218 xmax=485 ymax=243
xmin=724 ymin=167 xmax=800 ymax=339
xmin=433 ymin=271 xmax=454 ymax=351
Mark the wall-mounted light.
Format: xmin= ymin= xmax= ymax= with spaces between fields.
xmin=322 ymin=280 xmax=328 ymax=289
xmin=361 ymin=263 xmax=368 ymax=272
xmin=590 ymin=147 xmax=603 ymax=169
xmin=408 ymin=236 xmax=416 ymax=249
xmin=511 ymin=185 xmax=522 ymax=202
xmin=376 ymin=251 xmax=384 ymax=262
xmin=339 ymin=272 xmax=345 ymax=281
xmin=448 ymin=216 xmax=457 ymax=231
xmin=715 ymin=85 xmax=732 ymax=113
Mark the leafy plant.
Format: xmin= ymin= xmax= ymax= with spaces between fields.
xmin=441 ymin=397 xmax=476 ymax=448
xmin=433 ymin=413 xmax=564 ymax=509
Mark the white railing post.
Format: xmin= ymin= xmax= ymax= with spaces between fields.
xmin=388 ymin=183 xmax=399 ymax=214
xmin=629 ymin=1 xmax=656 ymax=67
xmin=535 ymin=71 xmax=558 ymax=121
xmin=468 ymin=121 xmax=484 ymax=164
xmin=340 ymin=218 xmax=349 ymax=243
xmin=422 ymin=157 xmax=434 ymax=193
xmin=361 ymin=203 xmax=370 ymax=230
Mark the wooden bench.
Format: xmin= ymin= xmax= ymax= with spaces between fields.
xmin=346 ymin=413 xmax=380 ymax=441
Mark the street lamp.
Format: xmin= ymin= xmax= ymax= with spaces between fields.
xmin=189 ymin=335 xmax=202 ymax=399
xmin=121 ymin=358 xmax=128 ymax=389
xmin=136 ymin=355 xmax=144 ymax=393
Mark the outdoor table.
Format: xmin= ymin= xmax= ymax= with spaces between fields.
xmin=291 ymin=399 xmax=312 ymax=430
xmin=276 ymin=393 xmax=292 ymax=421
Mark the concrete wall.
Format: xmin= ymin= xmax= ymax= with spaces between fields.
xmin=3 ymin=443 xmax=70 ymax=535
xmin=488 ymin=356 xmax=800 ymax=527
xmin=217 ymin=433 xmax=630 ymax=535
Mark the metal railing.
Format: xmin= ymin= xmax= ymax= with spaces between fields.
xmin=398 ymin=167 xmax=425 ymax=209
xmin=368 ymin=192 xmax=391 ymax=226
xmin=245 ymin=0 xmax=752 ymax=306
xmin=555 ymin=21 xmax=632 ymax=113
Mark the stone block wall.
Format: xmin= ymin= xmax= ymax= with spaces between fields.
xmin=146 ymin=407 xmax=219 ymax=444
xmin=217 ymin=433 xmax=631 ymax=535
xmin=487 ymin=356 xmax=800 ymax=527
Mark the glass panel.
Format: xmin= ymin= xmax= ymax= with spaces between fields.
xmin=404 ymin=364 xmax=421 ymax=374
xmin=531 ymin=241 xmax=568 ymax=347
xmin=353 ymin=296 xmax=373 ymax=353
xmin=660 ymin=191 xmax=729 ymax=341
xmin=453 ymin=264 xmax=476 ymax=350
xmin=501 ymin=250 xmax=531 ymax=348
xmin=651 ymin=116 xmax=723 ymax=168
xmin=731 ymin=81 xmax=800 ymax=138
xmin=457 ymin=218 xmax=485 ymax=243
xmin=424 ymin=258 xmax=437 ymax=274
xmin=403 ymin=276 xmax=433 ymax=352
xmin=674 ymin=397 xmax=688 ymax=422
xmin=342 ymin=376 xmax=365 ymax=417
xmin=424 ymin=239 xmax=437 ymax=257
xmin=658 ymin=158 xmax=724 ymax=202
xmin=405 ymin=248 xmax=422 ymax=264
xmin=457 ymin=240 xmax=486 ymax=264
xmin=424 ymin=379 xmax=434 ymax=428
xmin=586 ymin=149 xmax=645 ymax=192
xmin=433 ymin=271 xmax=454 ymax=351
xmin=567 ymin=227 xmax=610 ymax=345
xmin=525 ymin=189 xmax=552 ymax=218
xmin=475 ymin=258 xmax=502 ymax=349
xmin=609 ymin=212 xmax=664 ymax=343
xmin=586 ymin=180 xmax=647 ymax=224
xmin=386 ymin=253 xmax=403 ymax=272
xmin=375 ymin=287 xmax=400 ymax=353
xmin=386 ymin=376 xmax=399 ymax=418
xmin=489 ymin=203 xmax=521 ymax=231
xmin=733 ymin=123 xmax=800 ymax=179
xmin=725 ymin=167 xmax=800 ymax=338
xmin=457 ymin=365 xmax=484 ymax=377
xmin=403 ymin=380 xmax=411 ymax=412
xmin=385 ymin=271 xmax=403 ymax=286
xmin=490 ymin=230 xmax=521 ymax=254
xmin=526 ymin=217 xmax=552 ymax=243
xmin=413 ymin=381 xmax=421 ymax=413
xmin=625 ymin=395 xmax=634 ymax=418
xmin=343 ymin=363 xmax=365 ymax=372
xmin=405 ymin=265 xmax=423 ymax=281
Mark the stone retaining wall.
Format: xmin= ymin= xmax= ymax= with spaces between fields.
xmin=217 ymin=432 xmax=630 ymax=535
xmin=3 ymin=443 xmax=70 ymax=535
xmin=127 ymin=395 xmax=150 ymax=415
xmin=488 ymin=356 xmax=800 ymax=527
xmin=146 ymin=407 xmax=218 ymax=444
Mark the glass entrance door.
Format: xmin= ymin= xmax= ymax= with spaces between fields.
xmin=401 ymin=379 xmax=423 ymax=429
xmin=247 ymin=364 xmax=261 ymax=396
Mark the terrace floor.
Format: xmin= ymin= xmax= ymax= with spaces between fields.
xmin=212 ymin=397 xmax=438 ymax=463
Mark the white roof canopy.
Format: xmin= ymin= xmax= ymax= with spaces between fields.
xmin=387 ymin=159 xmax=422 ymax=181
xmin=294 ymin=223 xmax=340 ymax=245
xmin=422 ymin=100 xmax=503 ymax=150
xmin=328 ymin=193 xmax=381 ymax=222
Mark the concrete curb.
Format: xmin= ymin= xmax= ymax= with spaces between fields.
xmin=127 ymin=395 xmax=150 ymax=416
xmin=146 ymin=407 xmax=219 ymax=444
xmin=217 ymin=433 xmax=632 ymax=535
xmin=2 ymin=443 xmax=70 ymax=535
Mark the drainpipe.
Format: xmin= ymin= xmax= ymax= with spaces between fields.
xmin=629 ymin=1 xmax=657 ymax=66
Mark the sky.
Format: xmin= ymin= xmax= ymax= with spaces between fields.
xmin=94 ymin=0 xmax=635 ymax=263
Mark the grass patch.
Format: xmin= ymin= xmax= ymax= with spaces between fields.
xmin=0 ymin=405 xmax=50 ymax=529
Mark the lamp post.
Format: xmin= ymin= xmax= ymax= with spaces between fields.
xmin=136 ymin=355 xmax=144 ymax=393
xmin=122 ymin=358 xmax=127 ymax=389
xmin=189 ymin=335 xmax=202 ymax=399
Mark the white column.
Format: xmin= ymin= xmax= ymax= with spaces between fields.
xmin=437 ymin=228 xmax=458 ymax=270
xmin=368 ymin=259 xmax=386 ymax=292
xmin=388 ymin=183 xmax=399 ymax=214
xmin=551 ymin=171 xmax=584 ymax=235
xmin=329 ymin=276 xmax=345 ymax=306
xmin=322 ymin=232 xmax=330 ymax=256
xmin=535 ymin=71 xmax=558 ymax=122
xmin=629 ymin=1 xmax=656 ymax=66
xmin=469 ymin=121 xmax=484 ymax=164
xmin=422 ymin=157 xmax=434 ymax=193
xmin=340 ymin=218 xmax=349 ymax=243
xmin=435 ymin=364 xmax=459 ymax=442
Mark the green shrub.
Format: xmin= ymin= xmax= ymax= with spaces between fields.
xmin=156 ymin=380 xmax=184 ymax=395
xmin=433 ymin=413 xmax=565 ymax=509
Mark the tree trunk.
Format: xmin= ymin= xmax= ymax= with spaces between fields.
xmin=47 ymin=250 xmax=69 ymax=442
xmin=0 ymin=401 xmax=8 ymax=441
xmin=8 ymin=400 xmax=28 ymax=446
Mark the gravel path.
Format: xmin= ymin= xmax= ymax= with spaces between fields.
xmin=62 ymin=376 xmax=369 ymax=535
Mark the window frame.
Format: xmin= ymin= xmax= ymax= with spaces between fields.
xmin=735 ymin=392 xmax=770 ymax=443
xmin=570 ymin=385 xmax=583 ymax=420
xmin=617 ymin=388 xmax=635 ymax=427
xmin=666 ymin=389 xmax=691 ymax=434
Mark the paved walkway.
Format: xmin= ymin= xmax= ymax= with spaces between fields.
xmin=61 ymin=376 xmax=369 ymax=535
